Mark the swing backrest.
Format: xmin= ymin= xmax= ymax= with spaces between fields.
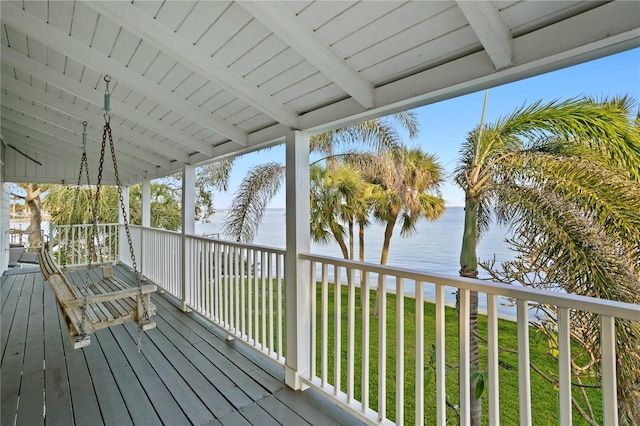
xmin=38 ymin=243 xmax=64 ymax=281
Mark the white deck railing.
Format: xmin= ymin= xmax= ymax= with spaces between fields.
xmin=299 ymin=253 xmax=640 ymax=426
xmin=51 ymin=223 xmax=639 ymax=425
xmin=49 ymin=223 xmax=119 ymax=266
xmin=184 ymin=235 xmax=286 ymax=362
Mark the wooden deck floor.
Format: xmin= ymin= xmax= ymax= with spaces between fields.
xmin=1 ymin=266 xmax=361 ymax=426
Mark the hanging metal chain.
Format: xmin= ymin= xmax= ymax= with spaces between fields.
xmin=102 ymin=74 xmax=148 ymax=351
xmin=65 ymin=122 xmax=92 ymax=269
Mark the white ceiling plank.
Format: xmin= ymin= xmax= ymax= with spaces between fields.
xmin=1 ymin=46 xmax=216 ymax=158
xmin=1 ymin=86 xmax=174 ymax=169
xmin=4 ymin=127 xmax=142 ymax=185
xmin=85 ymin=0 xmax=299 ymax=130
xmin=176 ymin=1 xmax=229 ymax=44
xmin=154 ymin=0 xmax=196 ymax=32
xmin=239 ymin=1 xmax=374 ymax=109
xmin=1 ymin=104 xmax=170 ymax=173
xmin=456 ymin=0 xmax=513 ymax=69
xmin=302 ymin=3 xmax=640 ymax=135
xmin=90 ymin=13 xmax=121 ymax=57
xmin=70 ymin=2 xmax=100 ymax=45
xmin=126 ymin=40 xmax=160 ymax=75
xmin=2 ymin=1 xmax=248 ymax=147
xmin=2 ymin=116 xmax=149 ymax=180
xmin=1 ymin=79 xmax=183 ymax=168
xmin=109 ymin=27 xmax=141 ymax=65
xmin=2 ymin=128 xmax=128 ymax=178
xmin=48 ymin=1 xmax=75 ymax=35
xmin=4 ymin=24 xmax=28 ymax=54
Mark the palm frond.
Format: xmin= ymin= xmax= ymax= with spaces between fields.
xmin=222 ymin=162 xmax=285 ymax=242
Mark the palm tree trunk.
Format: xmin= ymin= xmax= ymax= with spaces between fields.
xmin=358 ymin=219 xmax=365 ymax=264
xmin=373 ymin=218 xmax=395 ymax=316
xmin=330 ymin=222 xmax=350 ymax=259
xmin=460 ymin=195 xmax=482 ymax=426
xmin=348 ymin=219 xmax=354 ymax=260
xmin=358 ymin=219 xmax=366 ymax=308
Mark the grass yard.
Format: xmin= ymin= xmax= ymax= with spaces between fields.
xmin=313 ymin=282 xmax=603 ymax=425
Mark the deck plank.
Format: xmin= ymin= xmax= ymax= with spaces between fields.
xmin=237 ymin=402 xmax=280 ymax=426
xmin=83 ymin=334 xmax=134 ymax=426
xmin=1 ymin=268 xmax=360 ymax=426
xmin=1 ymin=274 xmax=24 ymax=360
xmin=273 ymin=388 xmax=344 ymax=426
xmin=119 ymin=321 xmax=218 ymax=425
xmin=108 ymin=325 xmax=192 ymax=425
xmin=15 ymin=274 xmax=45 ymax=426
xmin=1 ymin=275 xmax=15 ymax=308
xmin=62 ymin=333 xmax=104 ymax=425
xmin=151 ymin=312 xmax=256 ymax=411
xmin=43 ymin=275 xmax=75 ymax=426
xmin=219 ymin=411 xmax=252 ymax=426
xmin=133 ymin=315 xmax=237 ymax=418
xmin=94 ymin=328 xmax=163 ymax=425
xmin=1 ymin=274 xmax=31 ymax=426
xmin=151 ymin=294 xmax=284 ymax=398
xmin=257 ymin=394 xmax=309 ymax=425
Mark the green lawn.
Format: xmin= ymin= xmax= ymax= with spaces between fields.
xmin=313 ymin=283 xmax=603 ymax=425
xmin=206 ymin=276 xmax=602 ymax=424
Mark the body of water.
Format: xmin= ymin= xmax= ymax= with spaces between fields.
xmin=197 ymin=207 xmax=521 ymax=319
xmin=196 ymin=206 xmax=513 ymax=277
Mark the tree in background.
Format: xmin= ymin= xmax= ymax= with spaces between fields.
xmin=341 ymin=146 xmax=446 ymax=313
xmin=223 ymin=113 xmax=418 ymax=245
xmin=44 ymin=185 xmax=119 ymax=225
xmin=11 ymin=183 xmax=49 ymax=248
xmin=310 ymin=163 xmax=372 ymax=260
xmin=454 ymin=95 xmax=640 ymax=425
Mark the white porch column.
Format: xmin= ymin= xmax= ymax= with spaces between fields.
xmin=140 ymin=178 xmax=151 ymax=277
xmin=284 ymin=130 xmax=311 ymax=390
xmin=181 ymin=164 xmax=196 ymax=311
xmin=141 ymin=178 xmax=151 ymax=227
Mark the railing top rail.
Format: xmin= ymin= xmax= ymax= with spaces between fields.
xmin=53 ymin=223 xmax=120 ymax=228
xmin=127 ymin=224 xmax=180 ymax=235
xmin=127 ymin=225 xmax=286 ymax=255
xmin=187 ymin=233 xmax=287 ymax=255
xmin=299 ymin=253 xmax=640 ymax=321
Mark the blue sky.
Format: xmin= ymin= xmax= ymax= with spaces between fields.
xmin=213 ymin=48 xmax=640 ymax=209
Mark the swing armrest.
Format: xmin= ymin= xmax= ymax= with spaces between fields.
xmin=61 ymin=284 xmax=157 ymax=308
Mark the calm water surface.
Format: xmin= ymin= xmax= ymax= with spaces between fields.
xmin=196 ymin=207 xmax=519 ymax=318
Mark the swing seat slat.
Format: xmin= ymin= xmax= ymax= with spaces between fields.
xmin=38 ymin=247 xmax=157 ymax=350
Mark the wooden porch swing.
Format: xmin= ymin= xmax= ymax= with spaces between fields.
xmin=38 ymin=76 xmax=156 ymax=350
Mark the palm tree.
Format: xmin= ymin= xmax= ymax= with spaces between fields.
xmin=361 ymin=147 xmax=446 ymax=315
xmin=454 ymin=95 xmax=640 ymax=425
xmin=310 ymin=163 xmax=372 ymax=260
xmin=223 ymin=113 xmax=419 ymax=243
xmin=44 ymin=185 xmax=119 ymax=225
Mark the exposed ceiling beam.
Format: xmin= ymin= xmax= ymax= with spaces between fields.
xmin=86 ymin=0 xmax=301 ymax=130
xmin=1 ymin=95 xmax=171 ymax=173
xmin=238 ymin=1 xmax=375 ymax=109
xmin=1 ymin=1 xmax=248 ymax=147
xmin=1 ymin=120 xmax=142 ymax=182
xmin=3 ymin=128 xmax=89 ymax=164
xmin=1 ymin=46 xmax=214 ymax=160
xmin=302 ymin=1 xmax=640 ymax=134
xmin=456 ymin=1 xmax=513 ymax=69
xmin=1 ymin=79 xmax=179 ymax=168
xmin=1 ymin=108 xmax=161 ymax=174
xmin=2 ymin=128 xmax=141 ymax=182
